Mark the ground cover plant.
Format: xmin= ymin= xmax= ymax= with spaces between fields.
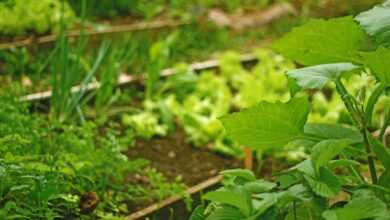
xmin=190 ymin=1 xmax=390 ymax=219
xmin=0 ymin=0 xmax=75 ymax=36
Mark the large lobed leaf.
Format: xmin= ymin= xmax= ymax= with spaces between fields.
xmin=220 ymin=96 xmax=309 ymax=149
xmin=361 ymin=47 xmax=390 ymax=85
xmin=287 ymin=63 xmax=360 ymax=89
xmin=272 ymin=16 xmax=364 ymax=65
xmin=355 ymin=0 xmax=390 ymax=47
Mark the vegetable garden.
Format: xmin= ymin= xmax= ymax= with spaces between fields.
xmin=0 ymin=0 xmax=389 ymax=219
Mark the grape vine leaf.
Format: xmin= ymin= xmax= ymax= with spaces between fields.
xmin=311 ymin=139 xmax=350 ymax=173
xmin=322 ymin=195 xmax=388 ymax=220
xmin=355 ymin=1 xmax=390 ymax=47
xmin=361 ymin=47 xmax=390 ymax=85
xmin=287 ymin=63 xmax=360 ymax=89
xmin=272 ymin=16 xmax=364 ymax=65
xmin=220 ymin=96 xmax=309 ymax=149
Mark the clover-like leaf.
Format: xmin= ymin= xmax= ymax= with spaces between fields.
xmin=272 ymin=16 xmax=364 ymax=65
xmin=287 ymin=63 xmax=360 ymax=89
xmin=220 ymin=96 xmax=309 ymax=149
xmin=355 ymin=1 xmax=390 ymax=47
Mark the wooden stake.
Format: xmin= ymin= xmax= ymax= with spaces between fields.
xmin=244 ymin=147 xmax=253 ymax=170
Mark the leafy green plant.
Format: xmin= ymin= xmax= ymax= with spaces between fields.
xmin=0 ymin=0 xmax=75 ymax=35
xmin=50 ymin=0 xmax=109 ymax=123
xmin=190 ymin=1 xmax=390 ymax=219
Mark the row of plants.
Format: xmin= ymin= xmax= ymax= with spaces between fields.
xmin=3 ymin=37 xmax=375 ymax=219
xmin=0 ymin=22 xmax=270 ymax=95
xmin=1 ymin=1 xmax=388 ymax=219
xmin=0 ymin=4 xmax=191 ymax=219
xmin=190 ymin=1 xmax=390 ymax=219
xmin=0 ymin=95 xmax=188 ymax=219
xmin=0 ymin=0 xmax=275 ymax=36
xmin=0 ymin=0 xmax=380 ymax=37
xmin=0 ymin=0 xmax=75 ymax=36
xmin=67 ymin=0 xmax=272 ymax=20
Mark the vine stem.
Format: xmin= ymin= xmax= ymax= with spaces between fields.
xmin=363 ymin=129 xmax=378 ymax=184
xmin=335 ymin=79 xmax=378 ymax=184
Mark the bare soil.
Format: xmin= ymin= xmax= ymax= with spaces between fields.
xmin=125 ymin=129 xmax=241 ymax=186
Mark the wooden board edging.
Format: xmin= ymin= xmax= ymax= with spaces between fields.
xmin=126 ymin=175 xmax=222 ymax=220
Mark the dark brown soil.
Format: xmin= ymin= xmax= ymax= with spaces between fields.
xmin=125 ymin=129 xmax=241 ymax=186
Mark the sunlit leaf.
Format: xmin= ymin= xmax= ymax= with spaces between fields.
xmin=272 ymin=16 xmax=364 ymax=65
xmin=220 ymin=96 xmax=309 ymax=149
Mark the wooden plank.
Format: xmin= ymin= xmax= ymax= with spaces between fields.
xmin=126 ymin=175 xmax=222 ymax=220
xmin=0 ymin=20 xmax=186 ymax=50
xmin=0 ymin=2 xmax=295 ymax=50
xmin=20 ymin=54 xmax=258 ymax=102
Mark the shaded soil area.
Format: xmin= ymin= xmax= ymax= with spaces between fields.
xmin=125 ymin=129 xmax=241 ymax=186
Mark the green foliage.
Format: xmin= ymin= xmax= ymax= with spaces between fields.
xmin=361 ymin=47 xmax=390 ymax=85
xmin=192 ymin=2 xmax=390 ymax=219
xmin=121 ymin=100 xmax=170 ymax=139
xmin=67 ymin=0 xmax=272 ymax=19
xmin=287 ymin=63 xmax=360 ymax=89
xmin=0 ymin=0 xmax=75 ymax=35
xmin=272 ymin=16 xmax=365 ymax=65
xmin=311 ymin=139 xmax=350 ymax=173
xmin=221 ymin=96 xmax=309 ymax=149
xmin=0 ymin=96 xmax=187 ymax=219
xmin=322 ymin=192 xmax=388 ymax=220
xmin=355 ymin=0 xmax=390 ymax=47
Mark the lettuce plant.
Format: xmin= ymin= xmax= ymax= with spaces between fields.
xmin=190 ymin=1 xmax=390 ymax=219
